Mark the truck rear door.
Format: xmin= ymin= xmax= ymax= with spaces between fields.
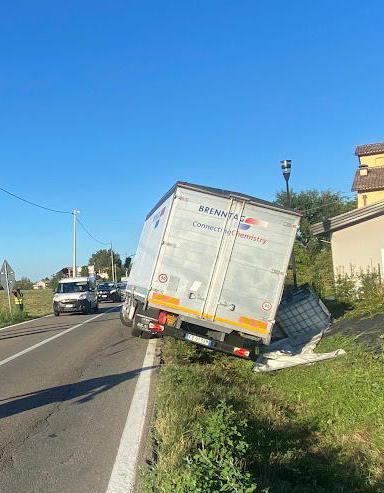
xmin=148 ymin=187 xmax=237 ymax=319
xmin=205 ymin=201 xmax=299 ymax=343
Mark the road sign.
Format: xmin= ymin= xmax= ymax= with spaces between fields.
xmin=0 ymin=260 xmax=15 ymax=291
xmin=0 ymin=260 xmax=16 ymax=313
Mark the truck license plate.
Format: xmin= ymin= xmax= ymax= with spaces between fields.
xmin=185 ymin=333 xmax=213 ymax=347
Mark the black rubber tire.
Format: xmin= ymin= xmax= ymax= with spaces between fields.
xmin=120 ymin=305 xmax=134 ymax=327
xmin=94 ymin=303 xmax=99 ymax=313
xmin=54 ymin=310 xmax=60 ymax=317
xmin=130 ymin=313 xmax=143 ymax=337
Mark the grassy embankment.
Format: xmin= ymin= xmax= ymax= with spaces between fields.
xmin=0 ymin=289 xmax=53 ymax=328
xmin=146 ymin=332 xmax=384 ymax=492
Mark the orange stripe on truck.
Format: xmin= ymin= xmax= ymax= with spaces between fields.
xmin=149 ymin=298 xmax=200 ymax=316
xmin=216 ymin=316 xmax=269 ymax=334
xmin=151 ymin=293 xmax=180 ymax=305
xmin=148 ymin=297 xmax=269 ymax=335
xmin=238 ymin=316 xmax=268 ymax=331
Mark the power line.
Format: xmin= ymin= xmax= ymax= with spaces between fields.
xmin=76 ymin=217 xmax=110 ymax=246
xmin=0 ymin=185 xmax=72 ymax=214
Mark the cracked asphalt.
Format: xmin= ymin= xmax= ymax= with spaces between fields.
xmin=0 ymin=304 xmax=151 ymax=493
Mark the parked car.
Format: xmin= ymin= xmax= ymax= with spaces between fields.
xmin=97 ymin=282 xmax=119 ymax=302
xmin=53 ymin=277 xmax=98 ymax=315
xmin=117 ymin=281 xmax=128 ymax=301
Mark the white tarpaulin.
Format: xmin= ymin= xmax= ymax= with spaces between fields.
xmin=253 ymin=330 xmax=346 ymax=372
xmin=254 ymin=285 xmax=346 ymax=372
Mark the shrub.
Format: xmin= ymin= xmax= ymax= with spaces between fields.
xmin=0 ymin=309 xmax=28 ymax=327
xmin=182 ymin=401 xmax=257 ymax=492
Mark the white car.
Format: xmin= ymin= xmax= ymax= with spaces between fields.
xmin=53 ymin=277 xmax=98 ymax=316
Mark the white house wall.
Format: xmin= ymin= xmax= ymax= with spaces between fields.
xmin=331 ymin=214 xmax=384 ymax=277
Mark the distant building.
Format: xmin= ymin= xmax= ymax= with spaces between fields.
xmin=352 ymin=142 xmax=384 ymax=208
xmin=33 ymin=280 xmax=47 ymax=290
xmin=59 ymin=266 xmax=83 ymax=278
xmin=59 ymin=266 xmax=74 ymax=278
xmin=98 ymin=271 xmax=109 ymax=280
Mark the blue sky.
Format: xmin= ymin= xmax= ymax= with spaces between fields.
xmin=1 ymin=0 xmax=383 ymax=280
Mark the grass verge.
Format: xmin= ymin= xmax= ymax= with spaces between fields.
xmin=146 ymin=335 xmax=384 ymax=493
xmin=0 ymin=289 xmax=53 ymax=328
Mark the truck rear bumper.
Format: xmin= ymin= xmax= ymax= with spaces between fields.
xmin=152 ymin=323 xmax=259 ymax=361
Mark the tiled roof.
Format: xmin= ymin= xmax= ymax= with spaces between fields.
xmin=352 ymin=166 xmax=384 ymax=192
xmin=355 ymin=142 xmax=384 ymax=156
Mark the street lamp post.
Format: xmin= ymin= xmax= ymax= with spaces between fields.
xmin=110 ymin=241 xmax=115 ymax=283
xmin=72 ymin=209 xmax=79 ymax=278
xmin=280 ymin=160 xmax=298 ymax=289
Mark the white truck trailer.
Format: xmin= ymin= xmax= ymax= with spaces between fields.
xmin=120 ymin=182 xmax=301 ymax=360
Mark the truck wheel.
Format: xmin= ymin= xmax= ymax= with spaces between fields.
xmin=130 ymin=314 xmax=142 ymax=337
xmin=120 ymin=307 xmax=133 ymax=327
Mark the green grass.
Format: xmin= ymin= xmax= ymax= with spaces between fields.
xmin=0 ymin=289 xmax=53 ymax=327
xmin=146 ymin=336 xmax=384 ymax=493
xmin=326 ymin=297 xmax=384 ymax=321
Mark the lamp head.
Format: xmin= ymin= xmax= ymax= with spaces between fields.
xmin=281 ymin=159 xmax=292 ymax=181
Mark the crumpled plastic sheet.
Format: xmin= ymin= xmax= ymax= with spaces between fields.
xmin=253 ymin=329 xmax=346 ymax=373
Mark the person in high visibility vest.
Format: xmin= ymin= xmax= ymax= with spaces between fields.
xmin=12 ymin=289 xmax=24 ymax=312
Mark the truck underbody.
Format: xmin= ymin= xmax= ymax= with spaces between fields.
xmin=120 ymin=298 xmax=261 ymax=361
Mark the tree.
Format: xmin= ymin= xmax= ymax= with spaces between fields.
xmin=275 ymin=189 xmax=357 ymax=295
xmin=89 ymin=249 xmax=122 ymax=280
xmin=49 ymin=271 xmax=65 ymax=291
xmin=276 ymin=189 xmax=356 ymax=251
xmin=123 ymin=256 xmax=133 ymax=276
xmin=15 ymin=277 xmax=33 ymax=290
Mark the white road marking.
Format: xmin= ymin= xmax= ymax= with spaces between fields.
xmin=0 ymin=314 xmax=53 ymax=332
xmin=0 ymin=308 xmax=116 ymax=368
xmin=106 ymin=339 xmax=158 ymax=493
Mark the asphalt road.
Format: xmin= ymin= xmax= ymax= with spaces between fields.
xmin=0 ymin=303 xmax=154 ymax=493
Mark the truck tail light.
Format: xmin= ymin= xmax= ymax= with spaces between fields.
xmin=158 ymin=311 xmax=168 ymax=325
xmin=233 ymin=347 xmax=250 ymax=358
xmin=158 ymin=311 xmax=178 ymax=326
xmin=149 ymin=322 xmax=165 ymax=332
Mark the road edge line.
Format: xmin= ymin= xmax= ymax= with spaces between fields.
xmin=0 ymin=314 xmax=53 ymax=332
xmin=106 ymin=339 xmax=158 ymax=493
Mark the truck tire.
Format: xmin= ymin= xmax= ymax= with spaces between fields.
xmin=120 ymin=297 xmax=138 ymax=327
xmin=130 ymin=313 xmax=142 ymax=338
xmin=120 ymin=307 xmax=133 ymax=327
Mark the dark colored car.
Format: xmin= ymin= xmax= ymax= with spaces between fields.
xmin=97 ymin=282 xmax=119 ymax=302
